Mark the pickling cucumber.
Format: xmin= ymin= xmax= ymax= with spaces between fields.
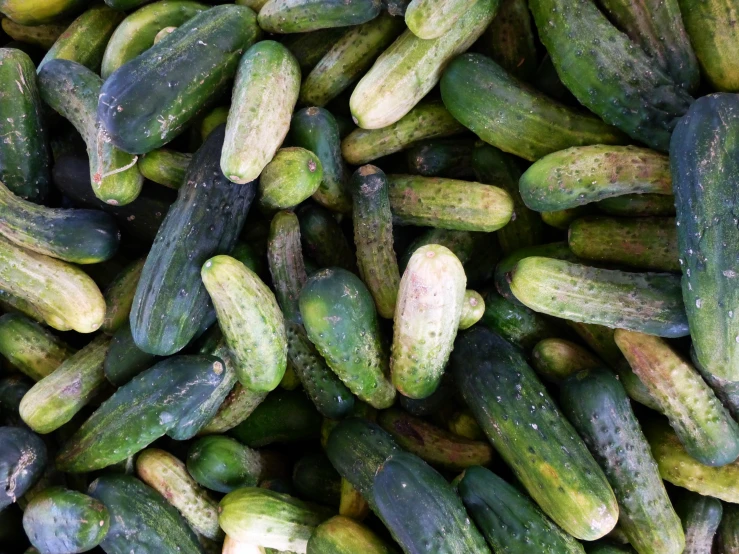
xmin=258 ymin=0 xmax=381 ymax=33
xmin=674 ymin=491 xmax=723 ymax=554
xmin=718 ymin=503 xmax=739 ymax=553
xmin=405 ymin=0 xmax=482 ymax=39
xmin=459 ymin=290 xmax=485 ymax=330
xmin=407 ymin=138 xmax=476 ymax=180
xmin=0 ymin=426 xmax=47 ymax=510
xmin=597 ymin=194 xmax=676 ymax=217
xmin=198 ymin=383 xmax=267 ymax=436
xmin=478 ymin=0 xmax=537 ymax=81
xmin=292 ymin=452 xmax=341 ymax=506
xmin=259 ymin=148 xmax=323 ymax=210
xmin=281 ymin=27 xmax=348 ymax=74
xmin=0 ymin=0 xmax=89 ymax=25
xmin=1 ymin=19 xmax=67 ymax=49
xmin=307 ymin=515 xmax=396 ymax=554
xmin=103 ymin=322 xmax=157 ymax=386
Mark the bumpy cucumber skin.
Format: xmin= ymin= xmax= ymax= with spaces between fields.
xmin=405 ymin=0 xmax=481 ymax=39
xmin=459 ymin=290 xmax=485 ymax=330
xmin=258 ymin=0 xmax=381 ymax=33
xmin=675 ymin=491 xmax=723 ymax=554
xmin=259 ymin=148 xmax=323 ymax=210
xmin=299 ymin=268 xmax=395 ymax=409
xmin=104 ymin=322 xmax=157 ymax=386
xmin=187 ymin=435 xmax=265 ymax=494
xmin=531 ymin=338 xmax=600 ymax=382
xmin=137 ymin=149 xmax=191 ymax=189
xmin=102 ymin=258 xmax=144 ymax=334
xmin=38 ymin=59 xmax=143 ymax=206
xmin=478 ymin=0 xmax=537 ymax=81
xmin=0 ymin=49 xmax=51 ymax=202
xmin=282 ymin=27 xmax=349 ymax=74
xmin=672 ymin=93 xmax=739 ymax=382
xmin=0 ymin=0 xmax=88 ymax=25
xmin=451 ymin=327 xmax=618 ymax=541
xmin=560 ymin=368 xmax=685 ymax=554
xmin=597 ymin=194 xmax=676 ymax=217
xmin=349 ymin=0 xmax=497 ymax=129
xmin=307 ymin=515 xmax=396 ymax=554
xmin=221 ymin=41 xmax=299 ymax=184
xmin=268 ymin=211 xmax=307 ymax=323
xmin=441 ymin=54 xmax=627 ymax=161
xmin=510 ymin=257 xmax=689 ymax=338
xmin=457 ymin=466 xmax=585 ymax=554
xmin=292 ymin=452 xmax=341 ymax=506
xmin=519 ymin=145 xmax=672 ymax=212
xmin=387 ymin=174 xmax=513 ymax=232
xmin=0 ymin=426 xmax=47 ymax=510
xmin=198 ymin=382 xmax=267 ymax=436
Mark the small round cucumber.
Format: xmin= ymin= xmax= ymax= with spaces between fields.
xmin=259 ymin=148 xmax=323 ymax=210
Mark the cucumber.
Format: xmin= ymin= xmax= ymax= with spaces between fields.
xmin=290 ymin=107 xmax=352 ymax=213
xmin=0 ymin=290 xmax=46 ymax=325
xmin=138 ymin=149 xmax=191 ymax=189
xmin=22 ymin=487 xmax=109 ymax=554
xmin=459 ymin=290 xmax=485 ymax=330
xmin=282 ymin=27 xmax=348 ymax=74
xmin=0 ymin=49 xmax=51 ymax=202
xmin=299 ymin=13 xmax=404 ymax=107
xmin=597 ymin=194 xmax=676 ymax=217
xmin=38 ymin=5 xmax=123 ymax=73
xmin=299 ymin=267 xmax=395 ymax=409
xmin=187 ymin=435 xmax=272 ymax=493
xmin=99 ymin=5 xmax=260 ymax=155
xmin=136 ymin=448 xmax=221 ymax=540
xmin=446 ymin=409 xmax=484 ymax=440
xmin=519 ymin=145 xmax=672 ymax=212
xmin=0 ymin=426 xmax=47 ymax=510
xmin=105 ymin=0 xmax=151 ymax=8
xmin=560 ymin=368 xmax=685 ymax=554
xmin=407 ymin=138 xmax=476 ymax=179
xmin=0 ymin=313 xmax=75 ymax=381
xmin=198 ymin=383 xmax=268 ymax=435
xmin=719 ymin=504 xmax=739 ymax=553
xmin=292 ymin=452 xmax=341 ymax=506
xmin=692 ymin=348 xmax=739 ymax=420
xmin=338 ymin=479 xmax=369 ymax=521
xmin=0 ymin=0 xmax=88 ymax=25
xmin=268 ymin=211 xmax=307 ymax=323
xmin=456 ymin=466 xmax=585 ymax=554
xmin=350 ymin=165 xmax=400 ymax=320
xmin=587 ymin=544 xmax=636 ymax=554
xmin=199 ymin=105 xmax=230 ymax=143
xmin=1 ymin=18 xmax=67 ymax=50
xmin=477 ymin=0 xmax=537 ymax=81
xmin=341 ymin=101 xmax=465 ymax=165
xmin=387 ymin=174 xmax=513 ymax=232
xmin=307 ymin=515 xmax=396 ymax=554
xmin=0 ymin=375 xmax=32 ymax=426
xmin=221 ymin=40 xmax=300 ymax=184
xmin=259 ymin=148 xmax=323 ymax=211
xmin=20 ymin=334 xmax=110 ymax=434
xmin=38 ymin=59 xmax=143 ymax=206
xmin=56 ymin=355 xmax=227 ymax=473
xmin=529 ymin=0 xmax=693 ymax=151
xmin=102 ymin=258 xmax=144 ymax=334
xmin=568 ymin=216 xmax=680 ymax=272
xmin=101 ymin=0 xmax=208 ymax=79
xmin=440 ymin=54 xmax=627 ymax=161
xmin=400 ymin=228 xmax=476 ymax=272
xmin=674 ymin=491 xmax=723 ymax=554
xmin=131 ymin=126 xmax=255 ymax=356
xmin=451 ymin=327 xmax=618 ymax=541
xmin=531 ymin=338 xmax=601 ymax=382
xmin=671 ymin=93 xmax=739 ymax=382
xmin=509 ymin=257 xmax=689 ymax=338
xmin=677 ymin=0 xmax=739 ymax=91
xmin=104 ymin=322 xmax=157 ymax=386
xmin=258 ymin=0 xmax=381 ymax=33
xmin=88 ymin=474 xmax=204 ymax=554
xmin=404 ymin=0 xmax=481 ymax=39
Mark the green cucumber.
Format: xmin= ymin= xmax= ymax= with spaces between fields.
xmin=349 ymin=0 xmax=497 ymax=129
xmin=440 ymin=54 xmax=627 ymax=161
xmin=292 ymin=452 xmax=341 ymax=506
xmin=519 ymin=145 xmax=672 ymax=212
xmin=350 ymin=165 xmax=400 ymax=319
xmin=101 ymin=0 xmax=208 ymax=79
xmin=531 ymin=338 xmax=601 ymax=383
xmin=198 ymin=383 xmax=268 ymax=435
xmin=560 ymin=368 xmax=685 ymax=554
xmin=0 ymin=48 xmax=51 ymax=202
xmin=674 ymin=491 xmax=723 ymax=554
xmin=509 ymin=257 xmax=689 ymax=338
xmin=199 ymin=105 xmax=230 ymax=142
xmin=88 ymin=474 xmax=204 ymax=554
xmin=528 ymin=0 xmax=693 ymax=151
xmin=259 ymin=148 xmax=323 ymax=211
xmin=299 ymin=13 xmax=404 ymax=107
xmin=22 ymin=487 xmax=109 ymax=554
xmin=138 ymin=149 xmax=191 ymax=189
xmin=105 ymin=0 xmax=151 ymax=8
xmin=290 ymin=107 xmax=352 ymax=213
xmin=38 ymin=59 xmax=143 ymax=206
xmin=477 ymin=0 xmax=537 ymax=81
xmin=56 ymin=354 xmax=227 ymax=473
xmin=387 ymin=174 xmax=513 ymax=232
xmin=542 ymin=206 xmax=596 ymax=230
xmin=299 ymin=267 xmax=395 ymax=409
xmin=0 ymin=376 xmax=32 ymax=426
xmin=187 ymin=435 xmax=273 ymax=493
xmin=258 ymin=0 xmax=381 ymax=33
xmin=38 ymin=5 xmax=123 ymax=73
xmin=341 ymin=101 xmax=464 ymax=165
xmin=719 ymin=504 xmax=739 ymax=553
xmin=307 ymin=515 xmax=396 ymax=554
xmin=451 ymin=327 xmax=618 ymax=541
xmin=104 ymin=322 xmax=157 ymax=386
xmin=407 ymin=138 xmax=476 ymax=180
xmin=568 ymin=216 xmax=680 ymax=272
xmin=19 ymin=334 xmax=110 ymax=434
xmin=459 ymin=290 xmax=484 ymax=330
xmin=268 ymin=211 xmax=307 ymax=323
xmin=136 ymin=448 xmax=221 ymax=540
xmin=400 ymin=228 xmax=476 ymax=271
xmin=101 ymin=258 xmax=144 ymax=334
xmin=281 ymin=27 xmax=348 ymax=74
xmin=692 ymin=347 xmax=739 ymax=420
xmin=221 ymin=40 xmax=299 ymax=184
xmin=99 ymin=5 xmax=260 ymax=155
xmin=0 ymin=0 xmax=89 ymax=25
xmin=0 ymin=313 xmax=75 ymax=381
xmin=671 ymin=93 xmax=739 ymax=382
xmin=405 ymin=0 xmax=482 ymax=39
xmin=0 ymin=426 xmax=47 ymax=510
xmin=2 ymin=19 xmax=67 ymax=49
xmin=597 ymin=194 xmax=676 ymax=217
xmin=131 ymin=126 xmax=255 ymax=356
xmin=457 ymin=466 xmax=585 ymax=554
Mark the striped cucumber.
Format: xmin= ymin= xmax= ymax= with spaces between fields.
xmin=405 ymin=0 xmax=485 ymax=39
xmin=459 ymin=290 xmax=485 ymax=329
xmin=307 ymin=516 xmax=396 ymax=554
xmin=597 ymin=194 xmax=676 ymax=217
xmin=101 ymin=258 xmax=144 ymax=334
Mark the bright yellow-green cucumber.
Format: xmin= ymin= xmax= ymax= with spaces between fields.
xmin=101 ymin=258 xmax=144 ymax=334
xmin=297 ymin=204 xmax=357 ymax=272
xmin=405 ymin=0 xmax=486 ymax=39
xmin=531 ymin=338 xmax=601 ymax=383
xmin=257 ymin=0 xmax=381 ymax=33
xmin=307 ymin=515 xmax=396 ymax=554
xmin=137 ymin=149 xmax=191 ymax=189
xmin=0 ymin=0 xmax=89 ymax=25
xmin=259 ymin=148 xmax=323 ymax=211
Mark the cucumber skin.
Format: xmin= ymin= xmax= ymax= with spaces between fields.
xmin=440 ymin=54 xmax=627 ymax=162
xmin=407 ymin=138 xmax=476 ymax=180
xmin=104 ymin=322 xmax=157 ymax=386
xmin=258 ymin=0 xmax=381 ymax=33
xmin=307 ymin=515 xmax=396 ymax=554
xmin=2 ymin=19 xmax=67 ymax=49
xmin=405 ymin=0 xmax=480 ymax=39
xmin=718 ymin=503 xmax=739 ymax=553
xmin=89 ymin=474 xmax=204 ymax=554
xmin=531 ymin=338 xmax=601 ymax=383
xmin=510 ymin=257 xmax=689 ymax=338
xmin=672 ymin=93 xmax=739 ymax=382
xmin=0 ymin=0 xmax=89 ymax=25
xmin=138 ymin=149 xmax=191 ymax=189
xmin=130 ymin=126 xmax=255 ymax=357
xmin=186 ymin=435 xmax=265 ymax=494
xmin=560 ymin=368 xmax=685 ymax=554
xmin=451 ymin=327 xmax=618 ymax=541
xmin=99 ymin=5 xmax=261 ymax=155
xmin=0 ymin=426 xmax=47 ymax=511
xmin=259 ymin=148 xmax=323 ymax=210
xmin=281 ymin=27 xmax=348 ymax=74
xmin=268 ymin=211 xmax=307 ymax=323
xmin=675 ymin=491 xmax=723 ymax=554
xmin=0 ymin=48 xmax=51 ymax=202
xmin=459 ymin=290 xmax=485 ymax=330
xmin=292 ymin=452 xmax=341 ymax=506
xmin=597 ymin=194 xmax=676 ymax=217
xmin=478 ymin=0 xmax=537 ymax=81
xmin=102 ymin=258 xmax=144 ymax=335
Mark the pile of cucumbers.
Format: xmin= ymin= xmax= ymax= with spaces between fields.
xmin=2 ymin=0 xmax=739 ymax=552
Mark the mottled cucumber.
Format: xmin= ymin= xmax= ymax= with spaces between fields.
xmin=259 ymin=148 xmax=323 ymax=211
xmin=597 ymin=194 xmax=676 ymax=217
xmin=138 ymin=149 xmax=191 ymax=189
xmin=198 ymin=382 xmax=267 ymax=436
xmin=674 ymin=491 xmax=723 ymax=554
xmin=1 ymin=19 xmax=67 ymax=49
xmin=0 ymin=426 xmax=47 ymax=510
xmin=405 ymin=0 xmax=482 ymax=39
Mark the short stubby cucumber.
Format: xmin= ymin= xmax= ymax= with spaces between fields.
xmin=187 ymin=435 xmax=272 ymax=494
xmin=531 ymin=338 xmax=601 ymax=383
xmin=259 ymin=148 xmax=323 ymax=211
xmin=459 ymin=290 xmax=485 ymax=330
xmin=405 ymin=0 xmax=482 ymax=39
xmin=0 ymin=426 xmax=47 ymax=510
xmin=258 ymin=0 xmax=381 ymax=33
xmin=597 ymin=193 xmax=676 ymax=217
xmin=102 ymin=258 xmax=145 ymax=334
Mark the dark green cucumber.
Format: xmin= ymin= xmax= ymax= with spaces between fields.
xmin=0 ymin=0 xmax=89 ymax=25
xmin=56 ymin=355 xmax=227 ymax=473
xmin=0 ymin=426 xmax=47 ymax=510
xmin=290 ymin=107 xmax=352 ymax=213
xmin=477 ymin=0 xmax=537 ymax=80
xmin=0 ymin=48 xmax=51 ymax=202
xmin=22 ymin=487 xmax=109 ymax=554
xmin=99 ymin=5 xmax=260 ymax=154
xmin=38 ymin=59 xmax=143 ymax=206
xmin=672 ymin=93 xmax=739 ymax=382
xmin=568 ymin=216 xmax=680 ymax=272
xmin=510 ymin=257 xmax=689 ymax=338
xmin=597 ymin=194 xmax=676 ymax=217
xmin=529 ymin=0 xmax=693 ymax=151
xmin=268 ymin=211 xmax=307 ymax=323
xmin=88 ymin=474 xmax=204 ymax=554
xmin=307 ymin=515 xmax=396 ymax=554
xmin=138 ymin=149 xmax=191 ymax=189
xmin=297 ymin=204 xmax=357 ymax=272
xmin=104 ymin=322 xmax=157 ymax=386
xmin=406 ymin=138 xmax=475 ymax=180
xmin=451 ymin=327 xmax=618 ymax=541
xmin=519 ymin=145 xmax=672 ymax=212
xmin=258 ymin=0 xmax=381 ymax=33
xmin=281 ymin=27 xmax=349 ymax=74
xmin=718 ymin=503 xmax=739 ymax=553
xmin=292 ymin=452 xmax=341 ymax=506
xmin=198 ymin=382 xmax=267 ymax=435
xmin=259 ymin=147 xmax=323 ymax=210
xmin=0 ymin=375 xmax=32 ymax=426
xmin=131 ymin=126 xmax=255 ymax=356
xmin=457 ymin=466 xmax=585 ymax=554
xmin=674 ymin=491 xmax=723 ymax=554
xmin=102 ymin=258 xmax=144 ymax=334
xmin=531 ymin=338 xmax=601 ymax=382
xmin=560 ymin=368 xmax=685 ymax=554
